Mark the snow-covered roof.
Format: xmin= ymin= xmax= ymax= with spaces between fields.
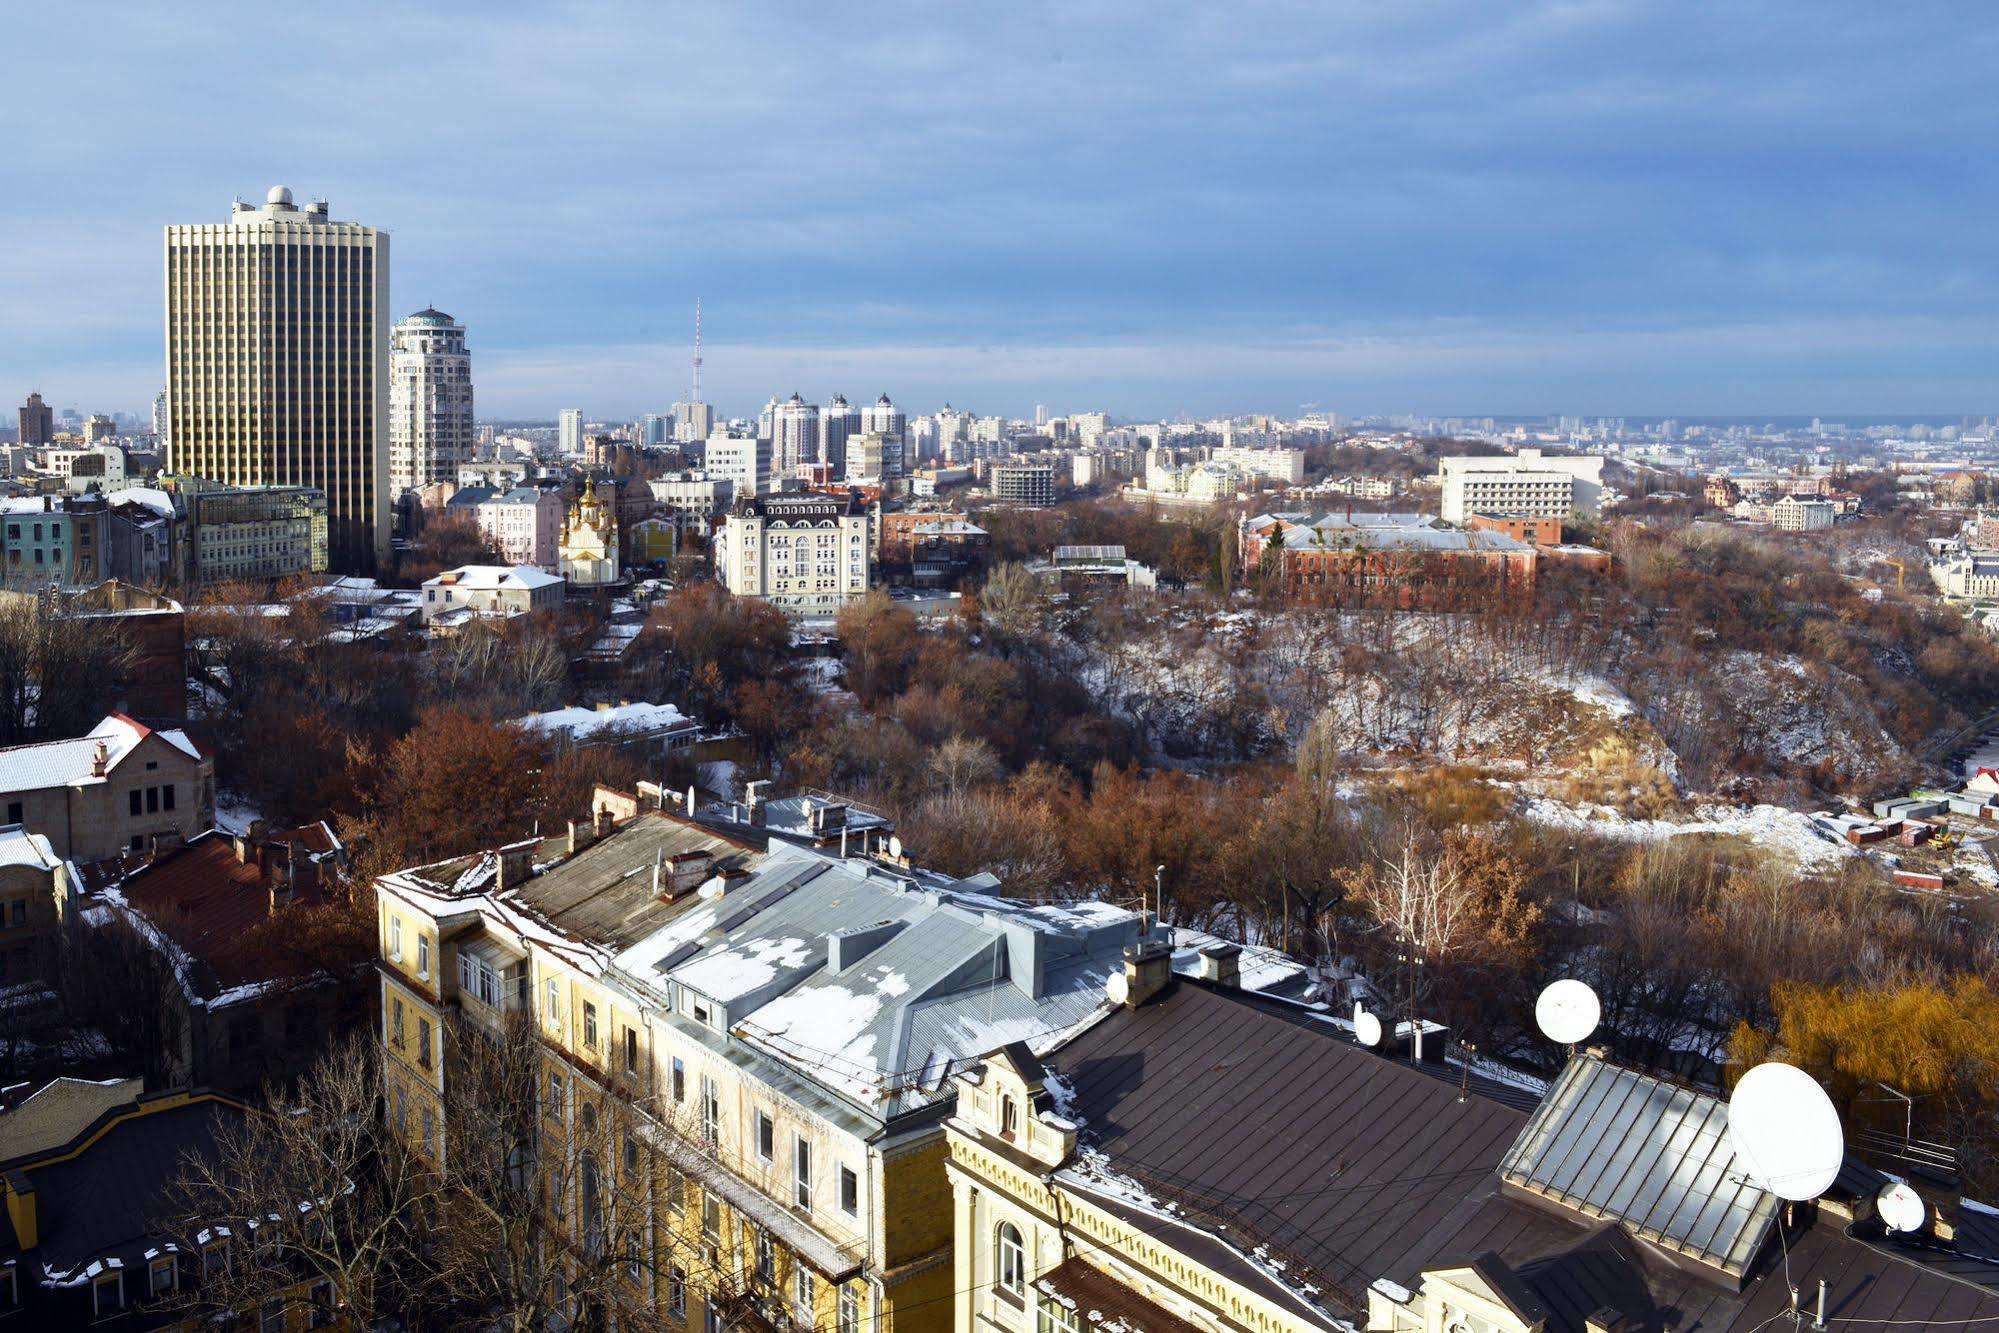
xmin=514 ymin=702 xmax=694 ymax=743
xmin=0 ymin=715 xmax=202 ymax=794
xmin=428 ymin=564 xmax=564 ymax=591
xmin=0 ymin=824 xmax=60 ymax=871
xmin=102 ymin=486 xmax=178 ymax=519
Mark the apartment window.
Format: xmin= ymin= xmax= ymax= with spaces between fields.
xmin=416 ymin=933 xmax=431 ymax=979
xmin=700 ymin=1075 xmax=719 ymax=1144
xmin=793 ymin=1136 xmax=813 ymax=1210
xmin=701 ymin=1190 xmax=721 ymax=1244
xmin=421 ymin=1108 xmax=436 ymax=1158
xmin=669 ymin=1265 xmax=687 ymax=1319
xmin=547 ymin=1071 xmax=565 ymax=1123
xmin=794 ymin=1266 xmax=815 ymax=1317
xmin=544 ymin=976 xmax=561 ymax=1023
xmin=203 ymin=1241 xmax=230 ymax=1279
xmin=754 ymin=1228 xmax=774 ymax=1284
xmin=261 ymin=1297 xmax=287 ymax=1333
xmin=148 ymin=1255 xmax=176 ymax=1297
xmin=755 ymin=1110 xmax=775 ymax=1162
xmin=390 ymin=998 xmax=405 ymax=1046
xmin=666 ymin=1164 xmax=685 ymax=1215
xmin=625 ymin=1230 xmax=642 ymax=1283
xmin=7 ymin=901 xmax=20 ymax=929
xmin=840 ymin=1165 xmax=859 ymax=1216
xmin=671 ymin=1056 xmax=685 ymax=1103
xmin=1001 ymin=1096 xmax=1019 ymax=1138
xmin=416 ymin=1018 xmax=432 ymax=1070
xmin=583 ymin=1001 xmax=598 ymax=1049
xmin=394 ymin=1087 xmax=407 ymax=1133
xmin=129 ymin=789 xmax=142 ymax=816
xmin=624 ymin=1025 xmax=639 ymax=1076
xmin=308 ymin=1280 xmax=334 ymax=1328
xmin=389 ymin=916 xmax=403 ymax=961
xmin=839 ymin=1283 xmax=860 ymax=1333
xmin=995 ymin=1222 xmax=1025 ymax=1298
xmin=5 ymin=802 xmax=19 ymax=825
xmin=1039 ymin=1296 xmax=1083 ymax=1333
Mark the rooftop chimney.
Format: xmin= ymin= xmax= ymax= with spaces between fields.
xmin=496 ymin=842 xmax=535 ymax=893
xmin=1196 ymin=942 xmax=1241 ymax=987
xmin=567 ymin=819 xmax=596 ymax=856
xmin=90 ymin=740 xmax=108 ymax=779
xmin=666 ymin=850 xmax=714 ymax=898
xmin=1121 ymin=940 xmax=1174 ymax=1008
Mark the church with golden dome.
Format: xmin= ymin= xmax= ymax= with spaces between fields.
xmin=559 ymin=475 xmax=622 ymax=587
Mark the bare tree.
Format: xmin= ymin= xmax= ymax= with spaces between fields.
xmin=0 ymin=590 xmax=141 ymax=744
xmin=159 ymin=1033 xmax=446 ymax=1330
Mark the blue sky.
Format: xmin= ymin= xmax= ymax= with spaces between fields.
xmin=5 ymin=1 xmax=1996 ymax=421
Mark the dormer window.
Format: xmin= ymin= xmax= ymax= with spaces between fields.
xmin=92 ymin=1270 xmax=123 ymax=1318
xmin=1001 ymin=1096 xmax=1019 ymax=1139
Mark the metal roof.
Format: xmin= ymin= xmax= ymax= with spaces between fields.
xmin=1498 ymin=1056 xmax=1778 ymax=1278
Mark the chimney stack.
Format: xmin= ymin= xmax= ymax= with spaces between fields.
xmin=90 ymin=740 xmax=108 ymax=779
xmin=1196 ymin=942 xmax=1241 ymax=987
xmin=1120 ymin=940 xmax=1174 ymax=1008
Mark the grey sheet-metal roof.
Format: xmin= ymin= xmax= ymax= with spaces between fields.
xmin=651 ymin=843 xmax=1147 ymax=1116
xmin=1498 ymin=1057 xmax=1778 ymax=1279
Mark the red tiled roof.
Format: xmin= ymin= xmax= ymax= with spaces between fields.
xmin=113 ymin=826 xmax=337 ymax=989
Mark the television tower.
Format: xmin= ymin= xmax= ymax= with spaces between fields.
xmin=690 ymin=298 xmax=704 ymax=405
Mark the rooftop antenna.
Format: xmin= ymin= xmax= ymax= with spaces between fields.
xmin=690 ymin=298 xmax=704 ymax=406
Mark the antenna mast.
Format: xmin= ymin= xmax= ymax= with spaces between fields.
xmin=691 ymin=298 xmax=704 ymax=405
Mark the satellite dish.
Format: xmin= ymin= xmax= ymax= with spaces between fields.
xmin=1105 ymin=971 xmax=1129 ymax=1006
xmin=1354 ymin=1010 xmax=1383 ymax=1048
xmin=1878 ymin=1181 xmax=1925 ymax=1233
xmin=1535 ymin=979 xmax=1601 ymax=1045
xmin=1727 ymin=1062 xmax=1844 ymax=1202
xmin=887 ymin=835 xmax=903 ymax=860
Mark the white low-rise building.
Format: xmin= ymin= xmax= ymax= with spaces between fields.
xmin=419 ymin=564 xmax=565 ymax=624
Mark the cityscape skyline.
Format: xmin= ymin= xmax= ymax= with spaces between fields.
xmin=8 ymin=2 xmax=1998 ymax=420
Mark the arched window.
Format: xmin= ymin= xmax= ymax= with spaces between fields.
xmin=995 ymin=1222 xmax=1025 ymax=1297
xmin=504 ymin=1141 xmax=533 ymax=1193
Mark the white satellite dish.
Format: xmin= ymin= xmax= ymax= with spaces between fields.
xmin=1877 ymin=1181 xmax=1925 ymax=1233
xmin=1535 ymin=979 xmax=1601 ymax=1046
xmin=1354 ymin=1010 xmax=1384 ymax=1048
xmin=1727 ymin=1062 xmax=1844 ymax=1202
xmin=887 ymin=835 xmax=903 ymax=860
xmin=1105 ymin=970 xmax=1129 ymax=1006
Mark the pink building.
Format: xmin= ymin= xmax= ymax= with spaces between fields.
xmin=452 ymin=486 xmax=562 ymax=571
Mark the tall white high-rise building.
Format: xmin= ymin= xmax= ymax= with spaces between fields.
xmin=642 ymin=413 xmax=671 ymax=447
xmin=821 ymin=393 xmax=860 ymax=476
xmin=559 ymin=408 xmax=583 ymax=455
xmin=860 ymin=394 xmax=906 ymax=478
xmin=164 ymin=185 xmax=389 ymax=572
xmin=771 ymin=392 xmax=820 ymax=477
xmin=151 ymin=388 xmax=170 ymax=445
xmin=388 ymin=307 xmax=474 ymax=494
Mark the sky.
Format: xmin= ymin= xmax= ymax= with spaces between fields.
xmin=4 ymin=1 xmax=1997 ymax=422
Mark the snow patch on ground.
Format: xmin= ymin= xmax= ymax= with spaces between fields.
xmin=1518 ymin=796 xmax=1855 ymax=869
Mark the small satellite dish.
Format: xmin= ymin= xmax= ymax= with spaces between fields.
xmin=1878 ymin=1181 xmax=1926 ymax=1233
xmin=1354 ymin=1010 xmax=1383 ymax=1048
xmin=887 ymin=835 xmax=903 ymax=860
xmin=1727 ymin=1062 xmax=1844 ymax=1202
xmin=1105 ymin=970 xmax=1130 ymax=1006
xmin=1535 ymin=979 xmax=1601 ymax=1045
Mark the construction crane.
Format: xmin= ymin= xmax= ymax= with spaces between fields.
xmin=1883 ymin=558 xmax=1906 ymax=592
